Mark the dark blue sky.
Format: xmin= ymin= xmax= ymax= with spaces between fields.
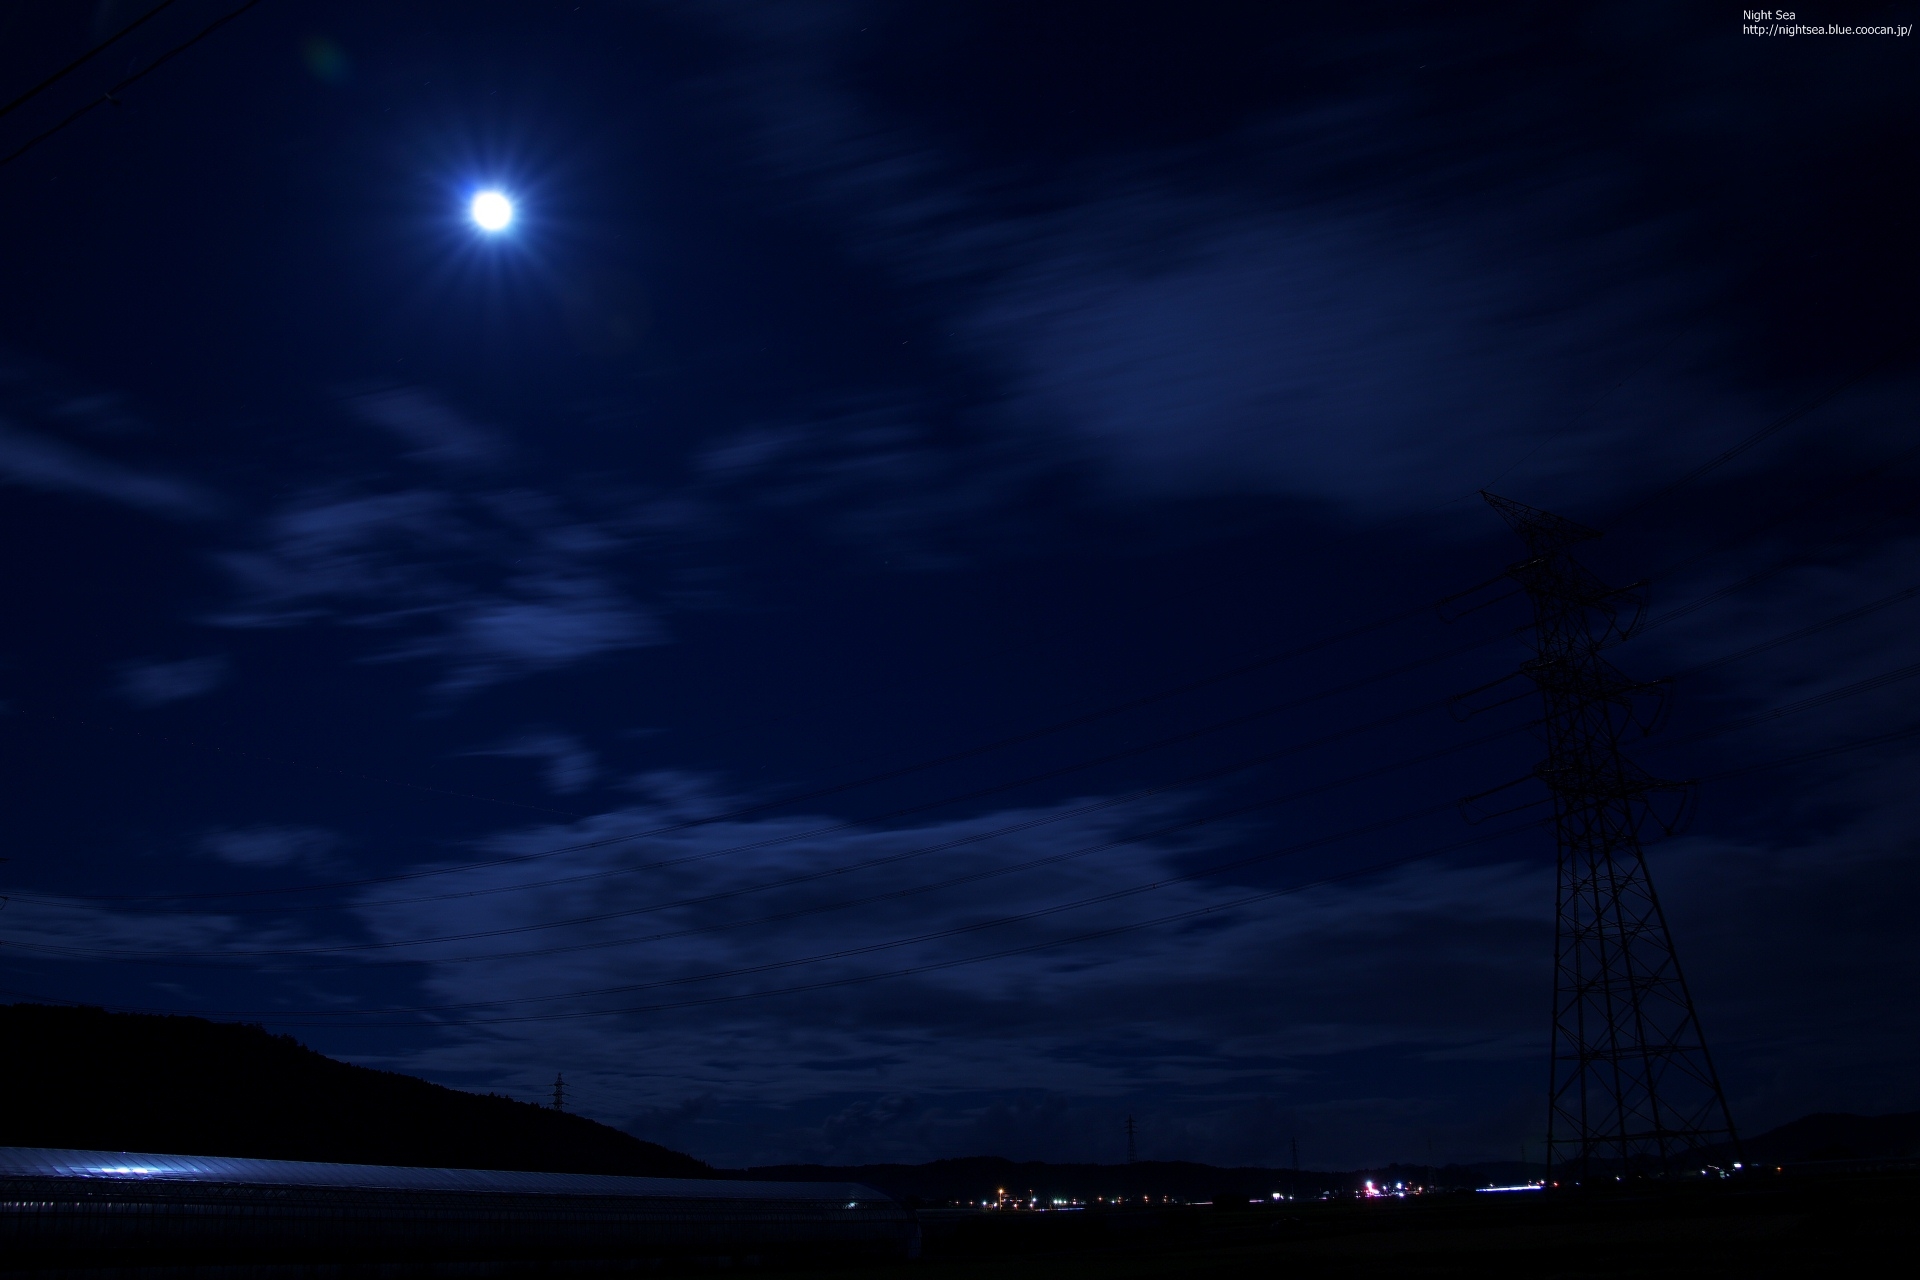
xmin=0 ymin=0 xmax=1914 ymax=1170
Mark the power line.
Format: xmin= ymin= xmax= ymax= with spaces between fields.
xmin=1645 ymin=492 xmax=1920 ymax=632
xmin=8 ymin=715 xmax=1914 ymax=1028
xmin=16 ymin=716 xmax=1541 ymax=966
xmin=21 ymin=381 xmax=1907 ymax=910
xmin=4 ymin=583 xmax=1509 ymax=909
xmin=16 ymin=381 xmax=1914 ymax=916
xmin=1700 ymin=719 xmax=1920 ymax=780
xmin=28 ymin=619 xmax=1913 ymax=974
xmin=13 ymin=657 xmax=1492 ymax=920
xmin=1660 ymin=658 xmax=1920 ymax=745
xmin=17 ymin=346 xmax=1901 ymax=891
xmin=11 ymin=556 xmax=1911 ymax=966
xmin=0 ymin=0 xmax=181 ymax=121
xmin=22 ymin=592 xmax=1513 ymax=907
xmin=7 ymin=541 xmax=1907 ymax=944
xmin=9 ymin=412 xmax=1919 ymax=1015
xmin=1643 ymin=436 xmax=1920 ymax=584
xmin=49 ymin=643 xmax=1920 ymax=1003
xmin=1610 ymin=331 xmax=1920 ymax=524
xmin=67 ymin=587 xmax=1920 ymax=997
xmin=12 ymin=471 xmax=1901 ymax=927
xmin=0 ymin=0 xmax=265 ymax=171
xmin=5 ymin=708 xmax=587 ymax=823
xmin=37 ymin=812 xmax=1552 ymax=1026
xmin=251 ymin=820 xmax=1569 ymax=1026
xmin=1669 ymin=582 xmax=1920 ymax=678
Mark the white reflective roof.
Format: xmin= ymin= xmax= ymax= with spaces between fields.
xmin=0 ymin=1147 xmax=883 ymax=1203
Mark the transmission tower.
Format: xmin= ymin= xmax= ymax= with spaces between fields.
xmin=552 ymin=1072 xmax=567 ymax=1113
xmin=1126 ymin=1114 xmax=1138 ymax=1165
xmin=1482 ymin=492 xmax=1738 ymax=1181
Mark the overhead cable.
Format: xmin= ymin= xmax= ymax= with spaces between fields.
xmin=0 ymin=0 xmax=180 ymax=121
xmin=0 ymin=0 xmax=264 ymax=171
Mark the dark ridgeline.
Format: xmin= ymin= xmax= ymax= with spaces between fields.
xmin=733 ymin=1156 xmax=1505 ymax=1204
xmin=1691 ymin=1113 xmax=1920 ymax=1167
xmin=739 ymin=1109 xmax=1920 ymax=1204
xmin=6 ymin=1002 xmax=1913 ymax=1191
xmin=0 ymin=1004 xmax=709 ymax=1177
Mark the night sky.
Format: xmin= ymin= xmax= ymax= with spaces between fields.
xmin=0 ymin=1 xmax=1914 ymax=1171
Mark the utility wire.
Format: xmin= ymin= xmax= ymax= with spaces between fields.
xmin=24 ymin=698 xmax=1506 ymax=957
xmin=78 ymin=721 xmax=1920 ymax=1028
xmin=5 ymin=708 xmax=586 ymax=822
xmin=13 ymin=448 xmax=1899 ymax=918
xmin=20 ymin=588 xmax=1513 ymax=906
xmin=14 ymin=576 xmax=1913 ymax=988
xmin=0 ymin=0 xmax=180 ymax=120
xmin=19 ymin=347 xmax=1903 ymax=872
xmin=11 ymin=554 xmax=1911 ymax=954
xmin=2 ymin=818 xmax=1553 ymax=1028
xmin=1645 ymin=491 xmax=1920 ymax=631
xmin=0 ymin=0 xmax=264 ymax=171
xmin=2 ymin=593 xmax=1477 ymax=845
xmin=27 ymin=610 xmax=1920 ymax=969
xmin=18 ymin=386 xmax=1916 ymax=910
xmin=9 ymin=669 xmax=1916 ymax=1022
xmin=1610 ymin=331 xmax=1920 ymax=524
xmin=9 ymin=398 xmax=1918 ymax=981
xmin=16 ymin=718 xmax=1540 ymax=966
xmin=21 ymin=350 xmax=1908 ymax=882
xmin=30 ymin=617 xmax=1915 ymax=972
xmin=1644 ymin=436 xmax=1920 ymax=584
xmin=9 ymin=672 xmax=1473 ymax=920
xmin=1669 ymin=582 xmax=1920 ymax=678
xmin=169 ymin=821 xmax=1571 ymax=1026
xmin=53 ymin=799 xmax=1496 ymax=1020
xmin=1700 ymin=719 xmax=1920 ymax=779
xmin=1657 ymin=659 xmax=1920 ymax=746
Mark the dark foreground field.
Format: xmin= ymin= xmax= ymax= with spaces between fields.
xmin=804 ymin=1170 xmax=1918 ymax=1280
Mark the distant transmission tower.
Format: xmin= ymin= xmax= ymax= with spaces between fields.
xmin=1482 ymin=493 xmax=1738 ymax=1181
xmin=1126 ymin=1115 xmax=1137 ymax=1165
xmin=552 ymin=1072 xmax=567 ymax=1113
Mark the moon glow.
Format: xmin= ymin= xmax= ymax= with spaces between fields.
xmin=470 ymin=190 xmax=514 ymax=232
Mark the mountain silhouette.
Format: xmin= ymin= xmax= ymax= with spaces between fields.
xmin=1693 ymin=1112 xmax=1920 ymax=1166
xmin=0 ymin=1004 xmax=708 ymax=1177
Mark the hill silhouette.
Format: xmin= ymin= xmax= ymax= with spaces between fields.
xmin=0 ymin=1004 xmax=709 ymax=1177
xmin=8 ymin=1004 xmax=1911 ymax=1187
xmin=741 ymin=1112 xmax=1920 ymax=1202
xmin=735 ymin=1155 xmax=1344 ymax=1203
xmin=1694 ymin=1111 xmax=1920 ymax=1165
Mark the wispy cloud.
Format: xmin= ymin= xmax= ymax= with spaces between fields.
xmin=959 ymin=202 xmax=1715 ymax=513
xmin=691 ymin=399 xmax=1044 ymax=568
xmin=679 ymin=2 xmax=1899 ymax=523
xmin=212 ymin=485 xmax=661 ymax=694
xmin=346 ymin=386 xmax=509 ymax=469
xmin=467 ymin=731 xmax=601 ymax=794
xmin=116 ymin=655 xmax=229 ymax=707
xmin=347 ymin=781 xmax=1547 ymax=1165
xmin=202 ymin=825 xmax=342 ymax=870
xmin=0 ymin=420 xmax=212 ymax=519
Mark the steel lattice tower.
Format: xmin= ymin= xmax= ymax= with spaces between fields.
xmin=1484 ymin=493 xmax=1738 ymax=1181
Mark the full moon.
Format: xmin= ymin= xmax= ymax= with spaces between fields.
xmin=470 ymin=190 xmax=514 ymax=232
